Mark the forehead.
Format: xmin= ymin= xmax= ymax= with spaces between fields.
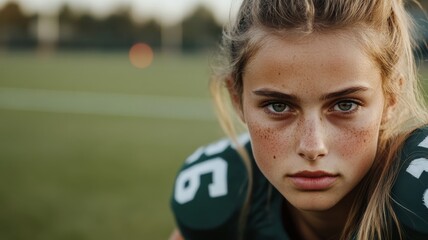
xmin=243 ymin=31 xmax=381 ymax=92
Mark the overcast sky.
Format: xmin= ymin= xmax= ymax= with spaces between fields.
xmin=0 ymin=0 xmax=242 ymax=25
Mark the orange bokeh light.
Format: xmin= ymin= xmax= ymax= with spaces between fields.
xmin=129 ymin=43 xmax=154 ymax=69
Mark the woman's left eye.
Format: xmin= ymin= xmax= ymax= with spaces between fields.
xmin=332 ymin=101 xmax=360 ymax=113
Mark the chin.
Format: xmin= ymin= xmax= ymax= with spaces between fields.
xmin=285 ymin=193 xmax=342 ymax=212
xmin=294 ymin=201 xmax=338 ymax=212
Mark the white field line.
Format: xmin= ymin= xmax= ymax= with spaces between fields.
xmin=0 ymin=87 xmax=216 ymax=121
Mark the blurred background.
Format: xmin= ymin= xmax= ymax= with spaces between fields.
xmin=0 ymin=0 xmax=426 ymax=239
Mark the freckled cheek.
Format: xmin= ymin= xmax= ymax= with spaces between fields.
xmin=246 ymin=121 xmax=289 ymax=170
xmin=336 ymin=125 xmax=380 ymax=161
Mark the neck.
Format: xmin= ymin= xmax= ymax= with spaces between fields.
xmin=283 ymin=192 xmax=355 ymax=240
xmin=289 ymin=206 xmax=345 ymax=240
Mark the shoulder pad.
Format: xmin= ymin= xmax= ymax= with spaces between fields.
xmin=392 ymin=126 xmax=428 ymax=235
xmin=171 ymin=134 xmax=251 ymax=233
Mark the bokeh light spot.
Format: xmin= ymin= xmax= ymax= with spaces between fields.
xmin=129 ymin=43 xmax=154 ymax=69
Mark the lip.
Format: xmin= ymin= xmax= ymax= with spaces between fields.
xmin=287 ymin=171 xmax=338 ymax=190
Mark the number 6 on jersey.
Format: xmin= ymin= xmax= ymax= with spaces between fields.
xmin=174 ymin=158 xmax=228 ymax=204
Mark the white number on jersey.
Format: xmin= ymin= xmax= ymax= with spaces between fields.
xmin=174 ymin=158 xmax=228 ymax=204
xmin=174 ymin=134 xmax=250 ymax=204
xmin=406 ymin=136 xmax=428 ymax=209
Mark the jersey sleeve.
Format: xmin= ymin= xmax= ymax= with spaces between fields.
xmin=170 ymin=135 xmax=251 ymax=240
xmin=391 ymin=126 xmax=428 ymax=239
xmin=170 ymin=134 xmax=290 ymax=240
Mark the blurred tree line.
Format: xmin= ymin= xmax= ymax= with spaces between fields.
xmin=0 ymin=2 xmax=223 ymax=52
xmin=0 ymin=1 xmax=426 ymax=53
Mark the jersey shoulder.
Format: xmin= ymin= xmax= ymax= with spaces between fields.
xmin=392 ymin=126 xmax=428 ymax=237
xmin=171 ymin=134 xmax=252 ymax=239
xmin=170 ymin=134 xmax=290 ymax=240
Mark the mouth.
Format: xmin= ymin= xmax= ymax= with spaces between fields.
xmin=287 ymin=171 xmax=339 ymax=191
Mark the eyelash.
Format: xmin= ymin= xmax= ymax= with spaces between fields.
xmin=262 ymin=101 xmax=294 ymax=116
xmin=261 ymin=99 xmax=362 ymax=116
xmin=329 ymin=100 xmax=362 ymax=114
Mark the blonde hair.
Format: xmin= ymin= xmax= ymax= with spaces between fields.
xmin=210 ymin=0 xmax=428 ymax=239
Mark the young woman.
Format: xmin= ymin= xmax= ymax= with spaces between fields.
xmin=170 ymin=0 xmax=428 ymax=239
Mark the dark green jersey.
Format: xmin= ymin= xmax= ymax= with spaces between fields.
xmin=171 ymin=134 xmax=288 ymax=239
xmin=171 ymin=127 xmax=428 ymax=239
xmin=391 ymin=126 xmax=428 ymax=239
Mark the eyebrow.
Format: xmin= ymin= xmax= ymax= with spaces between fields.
xmin=252 ymin=86 xmax=370 ymax=101
xmin=252 ymin=90 xmax=299 ymax=102
xmin=320 ymin=86 xmax=369 ymax=100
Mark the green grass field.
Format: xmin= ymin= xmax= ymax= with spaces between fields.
xmin=0 ymin=51 xmax=427 ymax=240
xmin=0 ymin=51 xmax=225 ymax=240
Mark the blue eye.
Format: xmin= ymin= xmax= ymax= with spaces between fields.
xmin=267 ymin=103 xmax=289 ymax=113
xmin=333 ymin=101 xmax=359 ymax=112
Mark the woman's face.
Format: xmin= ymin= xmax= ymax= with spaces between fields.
xmin=238 ymin=32 xmax=386 ymax=211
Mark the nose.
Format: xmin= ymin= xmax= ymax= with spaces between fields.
xmin=296 ymin=116 xmax=328 ymax=161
